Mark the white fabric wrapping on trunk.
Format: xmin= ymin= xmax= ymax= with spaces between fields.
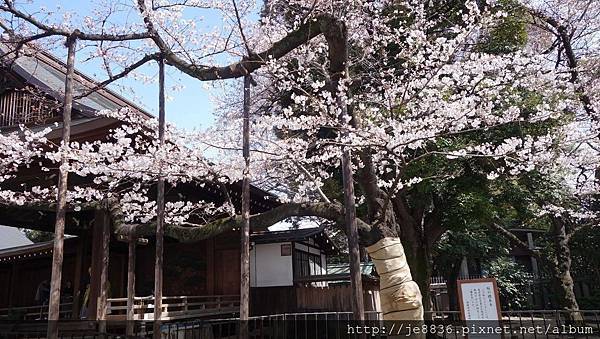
xmin=367 ymin=237 xmax=424 ymax=320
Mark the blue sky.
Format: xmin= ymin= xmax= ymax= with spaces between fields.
xmin=24 ymin=0 xmax=243 ymax=130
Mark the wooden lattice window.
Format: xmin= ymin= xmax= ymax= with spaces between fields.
xmin=0 ymin=88 xmax=59 ymax=127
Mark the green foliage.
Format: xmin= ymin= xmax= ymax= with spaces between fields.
xmin=577 ymin=290 xmax=600 ymax=310
xmin=433 ymin=227 xmax=509 ymax=277
xmin=433 ymin=228 xmax=535 ymax=310
xmin=484 ymin=257 xmax=533 ymax=310
xmin=477 ymin=0 xmax=529 ymax=54
xmin=22 ymin=228 xmax=54 ymax=243
xmin=570 ymin=227 xmax=600 ymax=282
xmin=569 ymin=227 xmax=600 ymax=308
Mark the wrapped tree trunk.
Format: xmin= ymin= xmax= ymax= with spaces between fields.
xmin=366 ymin=237 xmax=423 ymax=320
xmin=47 ymin=34 xmax=77 ymax=339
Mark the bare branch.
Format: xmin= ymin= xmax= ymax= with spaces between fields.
xmin=0 ymin=2 xmax=150 ymax=41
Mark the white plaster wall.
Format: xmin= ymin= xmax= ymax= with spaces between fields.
xmin=250 ymin=242 xmax=294 ymax=287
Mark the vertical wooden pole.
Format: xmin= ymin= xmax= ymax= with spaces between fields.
xmin=8 ymin=262 xmax=18 ymax=307
xmin=240 ymin=75 xmax=251 ymax=338
xmin=47 ymin=33 xmax=77 ymax=339
xmin=153 ymin=57 xmax=166 ymax=338
xmin=72 ymin=237 xmax=84 ymax=318
xmin=341 ymin=147 xmax=365 ymax=321
xmin=96 ymin=208 xmax=110 ymax=333
xmin=127 ymin=229 xmax=136 ymax=336
xmin=89 ymin=217 xmax=103 ymax=320
xmin=330 ymin=23 xmax=365 ymax=321
xmin=206 ymin=238 xmax=215 ymax=295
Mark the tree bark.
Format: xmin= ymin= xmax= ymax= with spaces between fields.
xmin=407 ymin=244 xmax=434 ymax=315
xmin=47 ymin=33 xmax=77 ymax=339
xmin=550 ymin=218 xmax=583 ymax=322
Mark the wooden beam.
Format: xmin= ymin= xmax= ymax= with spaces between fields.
xmin=153 ymin=57 xmax=167 ymax=338
xmin=47 ymin=34 xmax=77 ymax=339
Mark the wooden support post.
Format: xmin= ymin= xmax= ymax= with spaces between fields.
xmin=72 ymin=237 xmax=84 ymax=318
xmin=206 ymin=238 xmax=215 ymax=295
xmin=240 ymin=74 xmax=251 ymax=338
xmin=126 ymin=229 xmax=136 ymax=336
xmin=8 ymin=262 xmax=18 ymax=307
xmin=47 ymin=33 xmax=77 ymax=339
xmin=89 ymin=216 xmax=103 ymax=320
xmin=332 ymin=25 xmax=365 ymax=321
xmin=96 ymin=208 xmax=110 ymax=333
xmin=342 ymin=147 xmax=365 ymax=321
xmin=153 ymin=57 xmax=167 ymax=338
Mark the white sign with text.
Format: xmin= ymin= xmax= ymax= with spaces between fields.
xmin=458 ymin=278 xmax=502 ymax=339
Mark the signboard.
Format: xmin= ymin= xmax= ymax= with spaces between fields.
xmin=457 ymin=278 xmax=502 ymax=339
xmin=280 ymin=243 xmax=292 ymax=256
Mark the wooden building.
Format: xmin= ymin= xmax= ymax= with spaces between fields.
xmin=0 ymin=42 xmax=275 ymax=320
xmin=0 ymin=226 xmax=358 ymax=319
xmin=0 ymin=42 xmax=381 ymax=322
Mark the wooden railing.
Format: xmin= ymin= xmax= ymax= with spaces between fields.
xmin=0 ymin=89 xmax=57 ymax=127
xmin=107 ymin=295 xmax=240 ymax=321
xmin=0 ymin=302 xmax=73 ymax=320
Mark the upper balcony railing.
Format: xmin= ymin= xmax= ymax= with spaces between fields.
xmin=0 ymin=89 xmax=59 ymax=128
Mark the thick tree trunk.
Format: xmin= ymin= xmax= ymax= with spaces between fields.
xmin=550 ymin=218 xmax=583 ymax=323
xmin=408 ymin=245 xmax=433 ymax=315
xmin=366 ymin=236 xmax=424 ymax=320
xmin=395 ymin=219 xmax=440 ymax=317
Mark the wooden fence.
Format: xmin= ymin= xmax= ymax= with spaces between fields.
xmin=0 ymin=302 xmax=72 ymax=320
xmin=106 ymin=295 xmax=240 ymax=321
xmin=295 ymin=286 xmax=380 ymax=313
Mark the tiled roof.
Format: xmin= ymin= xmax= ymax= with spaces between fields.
xmin=0 ymin=225 xmax=32 ymax=249
xmin=0 ymin=41 xmax=152 ymax=118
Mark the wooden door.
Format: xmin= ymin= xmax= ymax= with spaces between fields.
xmin=215 ymin=249 xmax=240 ymax=295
